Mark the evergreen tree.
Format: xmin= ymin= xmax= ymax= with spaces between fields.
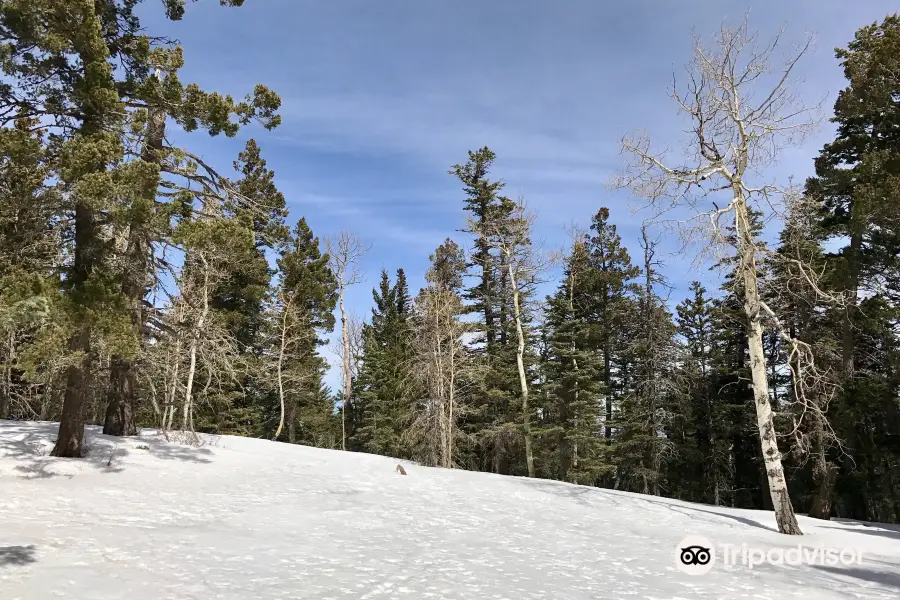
xmin=615 ymin=228 xmax=676 ymax=495
xmin=196 ymin=140 xmax=289 ymax=435
xmin=0 ymin=119 xmax=61 ymax=420
xmin=671 ymin=282 xmax=725 ymax=504
xmin=540 ymin=235 xmax=606 ymax=483
xmin=449 ymin=148 xmax=520 ymax=474
xmin=352 ymin=269 xmax=417 ymax=458
xmin=804 ymin=14 xmax=900 ymax=522
xmin=584 ymin=208 xmax=640 ymax=457
xmin=0 ymin=0 xmax=281 ymax=454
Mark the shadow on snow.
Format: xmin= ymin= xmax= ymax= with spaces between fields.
xmin=0 ymin=420 xmax=214 ymax=480
xmin=0 ymin=545 xmax=37 ymax=567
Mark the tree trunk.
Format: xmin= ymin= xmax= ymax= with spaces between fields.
xmin=103 ymin=102 xmax=165 ymax=437
xmin=604 ymin=344 xmax=612 ymax=442
xmin=433 ymin=305 xmax=448 ymax=467
xmin=103 ymin=358 xmax=137 ymax=436
xmin=52 ymin=203 xmax=96 ymax=458
xmin=183 ymin=338 xmax=199 ymax=433
xmin=274 ymin=297 xmax=289 ymax=441
xmin=340 ymin=286 xmax=350 ymax=451
xmin=735 ymin=196 xmax=802 ymax=535
xmin=52 ymin=1 xmax=118 ymax=458
xmin=447 ymin=332 xmax=456 ymax=469
xmin=286 ymin=400 xmax=296 ymax=444
xmin=563 ymin=266 xmax=578 ymax=481
xmin=182 ymin=257 xmax=210 ymax=434
xmin=807 ymin=376 xmax=837 ymax=519
xmin=508 ymin=260 xmax=534 ymax=478
xmin=0 ymin=358 xmax=10 ymax=420
xmin=163 ymin=335 xmax=182 ymax=431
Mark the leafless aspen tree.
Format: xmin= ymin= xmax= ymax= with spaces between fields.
xmin=411 ymin=278 xmax=471 ymax=468
xmin=269 ymin=288 xmax=315 ymax=441
xmin=612 ymin=18 xmax=837 ymax=535
xmin=167 ymin=243 xmax=243 ymax=443
xmin=326 ymin=232 xmax=370 ymax=451
xmin=479 ymin=198 xmax=548 ymax=478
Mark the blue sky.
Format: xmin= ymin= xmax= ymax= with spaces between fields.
xmin=143 ymin=0 xmax=897 ymax=389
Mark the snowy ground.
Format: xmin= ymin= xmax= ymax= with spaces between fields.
xmin=1 ymin=421 xmax=899 ymax=600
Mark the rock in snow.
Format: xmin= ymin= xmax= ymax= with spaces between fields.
xmin=2 ymin=420 xmax=899 ymax=599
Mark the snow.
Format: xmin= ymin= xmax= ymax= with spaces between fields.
xmin=2 ymin=421 xmax=899 ymax=600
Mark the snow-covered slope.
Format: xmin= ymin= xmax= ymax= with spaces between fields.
xmin=2 ymin=421 xmax=899 ymax=600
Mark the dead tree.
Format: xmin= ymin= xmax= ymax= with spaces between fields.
xmin=326 ymin=232 xmax=370 ymax=451
xmin=613 ymin=17 xmax=835 ymax=535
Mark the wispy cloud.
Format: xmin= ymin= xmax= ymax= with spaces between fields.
xmin=148 ymin=0 xmax=899 ymax=390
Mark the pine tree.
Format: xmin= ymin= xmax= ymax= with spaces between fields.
xmin=615 ymin=228 xmax=676 ymax=495
xmin=0 ymin=0 xmax=281 ymax=454
xmin=197 ymin=140 xmax=289 ymax=435
xmin=0 ymin=0 xmax=129 ymax=456
xmin=216 ymin=139 xmax=289 ymax=348
xmin=449 ymin=148 xmax=505 ymax=350
xmin=540 ymin=235 xmax=606 ymax=483
xmin=449 ymin=148 xmax=521 ymax=474
xmin=584 ymin=208 xmax=640 ymax=459
xmin=671 ymin=282 xmax=724 ymax=504
xmin=0 ymin=119 xmax=61 ymax=420
xmin=352 ymin=269 xmax=417 ymax=458
xmin=804 ymin=14 xmax=900 ymax=522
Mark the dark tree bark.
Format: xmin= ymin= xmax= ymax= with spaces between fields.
xmin=52 ymin=2 xmax=120 ymax=458
xmin=103 ymin=104 xmax=165 ymax=437
xmin=53 ymin=203 xmax=97 ymax=457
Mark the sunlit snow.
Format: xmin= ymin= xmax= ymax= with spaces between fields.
xmin=2 ymin=421 xmax=899 ymax=599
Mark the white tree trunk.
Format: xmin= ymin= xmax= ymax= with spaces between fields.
xmin=447 ymin=310 xmax=456 ymax=469
xmin=182 ymin=257 xmax=210 ymax=437
xmin=273 ymin=296 xmax=290 ymax=441
xmin=508 ymin=260 xmax=535 ymax=478
xmin=340 ymin=287 xmax=350 ymax=451
xmin=735 ymin=196 xmax=802 ymax=535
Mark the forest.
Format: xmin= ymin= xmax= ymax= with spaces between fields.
xmin=1 ymin=2 xmax=898 ymax=536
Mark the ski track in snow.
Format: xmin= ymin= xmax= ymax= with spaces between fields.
xmin=1 ymin=421 xmax=899 ymax=599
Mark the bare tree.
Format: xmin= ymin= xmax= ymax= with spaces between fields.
xmin=478 ymin=198 xmax=549 ymax=478
xmin=267 ymin=288 xmax=316 ymax=441
xmin=411 ymin=278 xmax=473 ymax=468
xmin=612 ymin=17 xmax=834 ymax=535
xmin=325 ymin=232 xmax=370 ymax=450
xmin=164 ymin=240 xmax=243 ymax=443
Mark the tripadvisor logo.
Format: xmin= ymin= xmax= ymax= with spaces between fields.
xmin=675 ymin=535 xmax=864 ymax=575
xmin=676 ymin=535 xmax=716 ymax=575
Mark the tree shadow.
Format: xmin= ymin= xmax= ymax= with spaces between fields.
xmin=0 ymin=424 xmax=123 ymax=480
xmin=0 ymin=545 xmax=36 ymax=567
xmin=144 ymin=440 xmax=213 ymax=464
xmin=633 ymin=496 xmax=779 ymax=533
xmin=518 ymin=476 xmax=777 ymax=532
xmin=0 ymin=421 xmax=214 ymax=479
xmin=517 ymin=477 xmax=626 ymax=508
xmin=818 ymin=523 xmax=900 ymax=542
xmin=811 ymin=562 xmax=900 ymax=593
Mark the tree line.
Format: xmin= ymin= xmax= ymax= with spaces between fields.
xmin=1 ymin=3 xmax=898 ymax=534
